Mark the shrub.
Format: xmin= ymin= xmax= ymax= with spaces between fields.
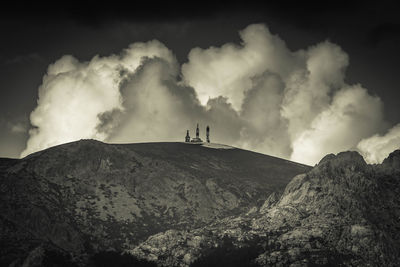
xmin=89 ymin=251 xmax=157 ymax=267
xmin=191 ymin=236 xmax=261 ymax=267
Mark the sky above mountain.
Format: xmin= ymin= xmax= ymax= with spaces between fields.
xmin=1 ymin=0 xmax=400 ymax=164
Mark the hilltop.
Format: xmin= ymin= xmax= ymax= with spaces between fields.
xmin=0 ymin=140 xmax=309 ymax=266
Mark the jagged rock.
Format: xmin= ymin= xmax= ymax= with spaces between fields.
xmin=129 ymin=150 xmax=400 ymax=266
xmin=252 ymin=151 xmax=400 ymax=266
xmin=259 ymin=192 xmax=279 ymax=214
xmin=381 ymin=149 xmax=400 ymax=171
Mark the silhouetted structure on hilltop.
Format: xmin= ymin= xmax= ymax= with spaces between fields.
xmin=185 ymin=130 xmax=190 ymax=142
xmin=185 ymin=123 xmax=209 ymax=143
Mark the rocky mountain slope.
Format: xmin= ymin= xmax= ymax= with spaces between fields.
xmin=131 ymin=150 xmax=400 ymax=266
xmin=0 ymin=140 xmax=309 ymax=266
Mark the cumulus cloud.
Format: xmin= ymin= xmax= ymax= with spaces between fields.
xmin=103 ymin=57 xmax=246 ymax=148
xmin=290 ymin=86 xmax=385 ymax=165
xmin=21 ymin=40 xmax=176 ymax=157
xmin=22 ymin=23 xmax=397 ymax=164
xmin=357 ymin=124 xmax=400 ymax=164
xmin=239 ymin=72 xmax=291 ymax=157
xmin=281 ymin=41 xmax=349 ymax=141
xmin=181 ymin=24 xmax=303 ymax=110
xmin=102 ymin=57 xmax=204 ymax=143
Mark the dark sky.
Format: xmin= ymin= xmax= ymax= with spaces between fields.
xmin=1 ymin=0 xmax=400 ymax=158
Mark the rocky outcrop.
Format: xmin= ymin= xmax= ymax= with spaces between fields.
xmin=253 ymin=150 xmax=400 ymax=266
xmin=130 ymin=150 xmax=400 ymax=267
xmin=381 ymin=149 xmax=400 ymax=171
xmin=259 ymin=192 xmax=279 ymax=214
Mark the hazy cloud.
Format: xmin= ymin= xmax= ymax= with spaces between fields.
xmin=2 ymin=115 xmax=29 ymax=134
xmin=22 ymin=24 xmax=397 ymax=164
xmin=10 ymin=123 xmax=27 ymax=134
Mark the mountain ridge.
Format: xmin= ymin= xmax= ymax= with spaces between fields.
xmin=0 ymin=139 xmax=310 ymax=266
xmin=1 ymin=140 xmax=399 ymax=266
xmin=131 ymin=149 xmax=400 ymax=266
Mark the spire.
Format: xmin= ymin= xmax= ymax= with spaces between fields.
xmin=206 ymin=125 xmax=210 ymax=143
xmin=188 ymin=123 xmax=203 ymax=143
xmin=185 ymin=130 xmax=190 ymax=142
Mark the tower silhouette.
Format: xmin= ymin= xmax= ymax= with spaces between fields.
xmin=185 ymin=130 xmax=190 ymax=142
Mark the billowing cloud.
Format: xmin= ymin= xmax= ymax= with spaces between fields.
xmin=290 ymin=86 xmax=385 ymax=165
xmin=21 ymin=40 xmax=176 ymax=157
xmin=102 ymin=57 xmax=204 ymax=143
xmin=100 ymin=58 xmax=246 ymax=149
xmin=181 ymin=24 xmax=303 ymax=110
xmin=281 ymin=41 xmax=349 ymax=141
xmin=357 ymin=124 xmax=400 ymax=164
xmin=239 ymin=72 xmax=291 ymax=157
xmin=22 ymin=24 xmax=398 ymax=164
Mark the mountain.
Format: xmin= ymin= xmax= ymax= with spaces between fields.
xmin=131 ymin=150 xmax=400 ymax=266
xmin=0 ymin=140 xmax=310 ymax=266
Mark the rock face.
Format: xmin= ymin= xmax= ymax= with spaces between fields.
xmin=0 ymin=140 xmax=309 ymax=266
xmin=131 ymin=150 xmax=400 ymax=267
